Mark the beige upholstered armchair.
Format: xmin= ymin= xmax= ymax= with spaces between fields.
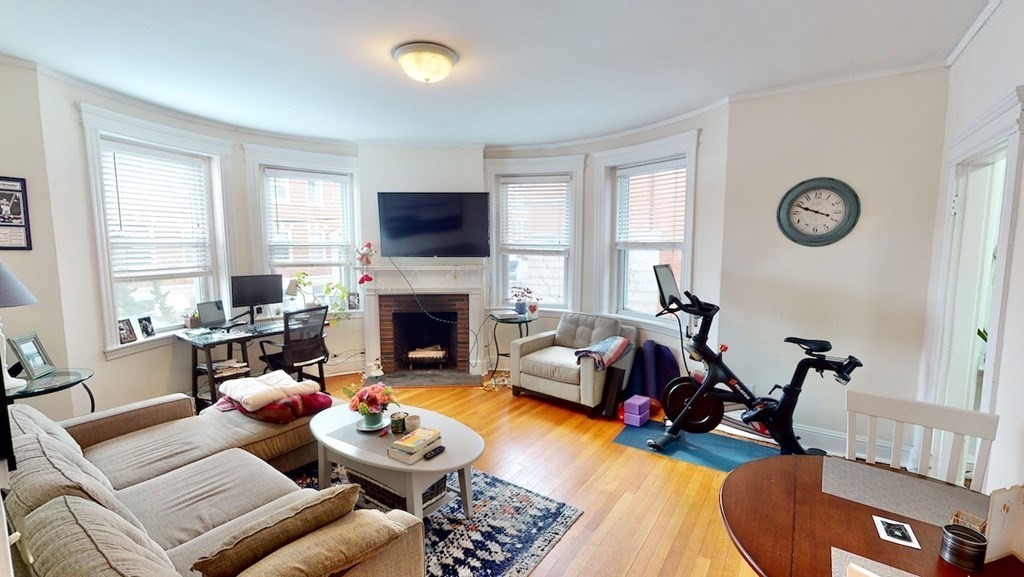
xmin=510 ymin=313 xmax=637 ymax=416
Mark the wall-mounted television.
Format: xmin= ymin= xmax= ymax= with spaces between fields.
xmin=378 ymin=192 xmax=489 ymax=258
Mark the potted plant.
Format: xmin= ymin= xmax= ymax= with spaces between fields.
xmin=289 ymin=272 xmax=350 ymax=324
xmin=508 ymin=285 xmax=539 ymax=317
xmin=340 ymin=381 xmax=399 ymax=431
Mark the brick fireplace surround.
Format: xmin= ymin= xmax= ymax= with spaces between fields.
xmin=377 ymin=294 xmax=469 ymax=373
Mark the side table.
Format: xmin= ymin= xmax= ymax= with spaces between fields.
xmin=6 ymin=368 xmax=96 ymax=412
xmin=490 ymin=314 xmax=534 ymax=366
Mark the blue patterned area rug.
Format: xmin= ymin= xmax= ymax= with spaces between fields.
xmin=288 ymin=464 xmax=582 ymax=577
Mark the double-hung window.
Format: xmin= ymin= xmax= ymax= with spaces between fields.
xmin=95 ymin=140 xmax=219 ymax=340
xmin=616 ymin=158 xmax=691 ymax=315
xmin=262 ymin=167 xmax=355 ymax=305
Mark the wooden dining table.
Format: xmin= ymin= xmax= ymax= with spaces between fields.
xmin=719 ymin=455 xmax=1023 ymax=577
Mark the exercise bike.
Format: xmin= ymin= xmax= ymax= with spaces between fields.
xmin=646 ymin=264 xmax=862 ymax=454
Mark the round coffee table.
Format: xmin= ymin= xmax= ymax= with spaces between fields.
xmin=309 ymin=405 xmax=485 ymax=519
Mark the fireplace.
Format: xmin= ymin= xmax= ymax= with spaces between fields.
xmin=377 ymin=294 xmax=469 ymax=374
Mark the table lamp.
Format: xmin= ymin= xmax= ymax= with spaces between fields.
xmin=285 ymin=280 xmax=309 ymax=306
xmin=0 ymin=264 xmax=38 ymax=389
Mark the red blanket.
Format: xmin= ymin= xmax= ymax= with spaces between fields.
xmin=213 ymin=392 xmax=334 ymax=424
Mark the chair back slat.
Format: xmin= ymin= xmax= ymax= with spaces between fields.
xmin=890 ymin=421 xmax=904 ymax=471
xmin=845 ymin=390 xmax=999 ymax=491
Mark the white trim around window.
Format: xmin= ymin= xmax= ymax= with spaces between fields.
xmin=485 ymin=155 xmax=584 ymax=310
xmin=590 ymin=131 xmax=698 ymax=325
xmin=81 ymin=105 xmax=233 ymax=358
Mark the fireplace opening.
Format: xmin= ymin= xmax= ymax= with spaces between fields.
xmin=393 ymin=312 xmax=457 ymax=371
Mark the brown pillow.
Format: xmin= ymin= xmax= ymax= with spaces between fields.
xmin=192 ymin=483 xmax=361 ymax=577
xmin=235 ymin=510 xmax=405 ymax=577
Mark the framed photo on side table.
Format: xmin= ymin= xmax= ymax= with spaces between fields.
xmin=0 ymin=176 xmax=32 ymax=250
xmin=8 ymin=332 xmax=55 ymax=379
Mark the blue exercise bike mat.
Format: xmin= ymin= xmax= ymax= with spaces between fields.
xmin=613 ymin=421 xmax=778 ymax=472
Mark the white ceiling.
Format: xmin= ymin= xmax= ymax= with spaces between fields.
xmin=0 ymin=0 xmax=989 ymax=146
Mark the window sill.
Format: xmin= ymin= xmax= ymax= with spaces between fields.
xmin=103 ymin=331 xmax=176 ymax=360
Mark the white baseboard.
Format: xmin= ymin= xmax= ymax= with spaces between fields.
xmin=793 ymin=424 xmax=914 ymax=467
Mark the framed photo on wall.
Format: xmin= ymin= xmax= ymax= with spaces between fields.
xmin=0 ymin=176 xmax=32 ymax=250
xmin=8 ymin=333 xmax=55 ymax=379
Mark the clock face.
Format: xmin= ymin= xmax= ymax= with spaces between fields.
xmin=777 ymin=178 xmax=860 ymax=246
xmin=787 ymin=188 xmax=848 ymax=236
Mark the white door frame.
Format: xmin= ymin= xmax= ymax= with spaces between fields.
xmin=923 ymin=89 xmax=1023 ymax=485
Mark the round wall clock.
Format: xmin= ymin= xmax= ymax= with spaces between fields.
xmin=777 ymin=177 xmax=860 ymax=247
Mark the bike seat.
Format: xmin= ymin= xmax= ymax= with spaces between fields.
xmin=784 ymin=337 xmax=832 ymax=353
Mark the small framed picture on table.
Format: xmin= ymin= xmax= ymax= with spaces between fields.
xmin=8 ymin=332 xmax=55 ymax=379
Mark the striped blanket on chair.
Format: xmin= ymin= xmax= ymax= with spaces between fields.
xmin=574 ymin=336 xmax=634 ymax=371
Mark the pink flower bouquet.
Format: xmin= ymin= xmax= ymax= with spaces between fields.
xmin=343 ymin=383 xmax=399 ymax=416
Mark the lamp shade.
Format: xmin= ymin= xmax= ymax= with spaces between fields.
xmin=392 ymin=42 xmax=458 ymax=83
xmin=0 ymin=264 xmax=37 ymax=309
xmin=285 ymin=280 xmax=299 ymax=297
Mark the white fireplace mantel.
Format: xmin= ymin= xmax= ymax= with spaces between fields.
xmin=364 ymin=265 xmax=488 ymax=375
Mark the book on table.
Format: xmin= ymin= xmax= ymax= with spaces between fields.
xmin=390 ymin=427 xmax=441 ymax=453
xmin=387 ymin=437 xmax=443 ymax=464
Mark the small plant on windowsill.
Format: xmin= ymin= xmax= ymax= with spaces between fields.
xmin=288 ymin=273 xmax=351 ymax=323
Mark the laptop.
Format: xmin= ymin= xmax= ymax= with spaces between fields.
xmin=196 ymin=300 xmax=230 ymax=328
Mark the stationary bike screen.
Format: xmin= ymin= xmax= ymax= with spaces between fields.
xmin=653 ymin=264 xmax=683 ymax=311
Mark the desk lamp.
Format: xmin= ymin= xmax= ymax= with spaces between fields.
xmin=285 ymin=280 xmax=309 ymax=306
xmin=0 ymin=264 xmax=38 ymax=390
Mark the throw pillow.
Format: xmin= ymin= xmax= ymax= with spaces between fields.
xmin=218 ymin=370 xmax=319 ymax=411
xmin=18 ymin=496 xmax=177 ymax=577
xmin=233 ymin=510 xmax=406 ymax=577
xmin=192 ymin=482 xmax=361 ymax=577
xmin=226 ymin=392 xmax=334 ymax=424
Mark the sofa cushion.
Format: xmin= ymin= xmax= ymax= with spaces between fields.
xmin=192 ymin=483 xmax=361 ymax=577
xmin=5 ymin=435 xmax=144 ymax=533
xmin=198 ymin=401 xmax=328 ymax=461
xmin=554 ymin=313 xmax=621 ymax=349
xmin=115 ymin=448 xmax=301 ymax=551
xmin=11 ymin=433 xmax=113 ymax=491
xmin=235 ymin=510 xmax=406 ymax=577
xmin=521 ymin=346 xmax=581 ymax=384
xmin=7 ymin=404 xmax=81 ymax=454
xmin=17 ymin=496 xmax=177 ymax=577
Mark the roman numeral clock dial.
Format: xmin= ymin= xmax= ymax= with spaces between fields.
xmin=777 ymin=177 xmax=860 ymax=247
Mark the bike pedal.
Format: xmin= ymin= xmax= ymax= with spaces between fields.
xmin=740 ymin=400 xmax=778 ymax=424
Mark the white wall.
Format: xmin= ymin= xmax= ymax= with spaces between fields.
xmin=0 ymin=58 xmax=69 ymax=418
xmin=944 ymin=0 xmax=1024 ymax=490
xmin=719 ymin=69 xmax=950 ymax=443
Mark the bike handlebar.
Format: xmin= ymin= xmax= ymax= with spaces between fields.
xmin=681 ymin=291 xmax=720 ymax=318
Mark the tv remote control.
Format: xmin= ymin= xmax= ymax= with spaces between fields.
xmin=423 ymin=445 xmax=446 ymax=460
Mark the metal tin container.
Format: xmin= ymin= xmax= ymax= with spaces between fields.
xmin=940 ymin=524 xmax=987 ymax=572
xmin=390 ymin=412 xmax=408 ymax=434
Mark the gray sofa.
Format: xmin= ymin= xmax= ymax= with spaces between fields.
xmin=5 ymin=394 xmax=425 ymax=577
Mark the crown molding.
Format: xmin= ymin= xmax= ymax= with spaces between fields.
xmin=0 ymin=53 xmax=36 ymax=70
xmin=945 ymin=0 xmax=1002 ymax=67
xmin=730 ymin=61 xmax=946 ymax=104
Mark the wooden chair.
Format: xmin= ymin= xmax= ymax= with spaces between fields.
xmin=845 ymin=389 xmax=999 ymax=489
xmin=258 ymin=305 xmax=329 ymax=391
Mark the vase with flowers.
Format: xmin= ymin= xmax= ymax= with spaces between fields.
xmin=509 ymin=285 xmax=541 ymax=318
xmin=342 ymin=382 xmax=399 ymax=431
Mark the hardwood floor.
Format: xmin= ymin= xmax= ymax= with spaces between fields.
xmin=326 ymin=375 xmax=758 ymax=577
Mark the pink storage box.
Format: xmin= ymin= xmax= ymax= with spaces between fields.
xmin=623 ymin=395 xmax=651 ymax=415
xmin=624 ymin=408 xmax=650 ymax=427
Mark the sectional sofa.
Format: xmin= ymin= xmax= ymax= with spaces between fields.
xmin=4 ymin=393 xmax=425 ymax=576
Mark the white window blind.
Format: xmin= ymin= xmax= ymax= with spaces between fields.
xmin=101 ymin=141 xmax=212 ymax=280
xmin=500 ymin=176 xmax=571 ymax=250
xmin=263 ymin=167 xmax=353 ymax=268
xmin=616 ymin=161 xmax=687 ymax=248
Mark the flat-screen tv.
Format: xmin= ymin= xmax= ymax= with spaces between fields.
xmin=378 ymin=192 xmax=489 ymax=258
xmin=231 ymin=274 xmax=283 ymax=308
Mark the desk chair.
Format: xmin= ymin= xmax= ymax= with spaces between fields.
xmin=257 ymin=305 xmax=329 ymax=392
xmin=846 ymin=390 xmax=999 ymax=490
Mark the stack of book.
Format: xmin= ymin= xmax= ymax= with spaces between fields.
xmin=387 ymin=427 xmax=441 ymax=464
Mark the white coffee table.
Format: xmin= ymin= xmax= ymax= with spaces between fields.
xmin=309 ymin=405 xmax=485 ymax=518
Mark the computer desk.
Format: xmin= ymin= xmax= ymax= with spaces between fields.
xmin=175 ymin=321 xmax=287 ymax=407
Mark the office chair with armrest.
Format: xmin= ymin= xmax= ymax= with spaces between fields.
xmin=257 ymin=305 xmax=329 ymax=392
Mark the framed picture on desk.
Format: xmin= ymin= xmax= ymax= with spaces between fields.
xmin=8 ymin=332 xmax=55 ymax=379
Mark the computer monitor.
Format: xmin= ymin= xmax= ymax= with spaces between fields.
xmin=653 ymin=264 xmax=683 ymax=311
xmin=230 ymin=274 xmax=283 ymax=323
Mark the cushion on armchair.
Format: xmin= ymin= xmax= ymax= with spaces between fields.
xmin=554 ymin=314 xmax=621 ymax=349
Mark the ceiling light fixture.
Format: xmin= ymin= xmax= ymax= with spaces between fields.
xmin=392 ymin=41 xmax=458 ymax=83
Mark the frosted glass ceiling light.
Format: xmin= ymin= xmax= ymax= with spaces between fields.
xmin=392 ymin=42 xmax=458 ymax=83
